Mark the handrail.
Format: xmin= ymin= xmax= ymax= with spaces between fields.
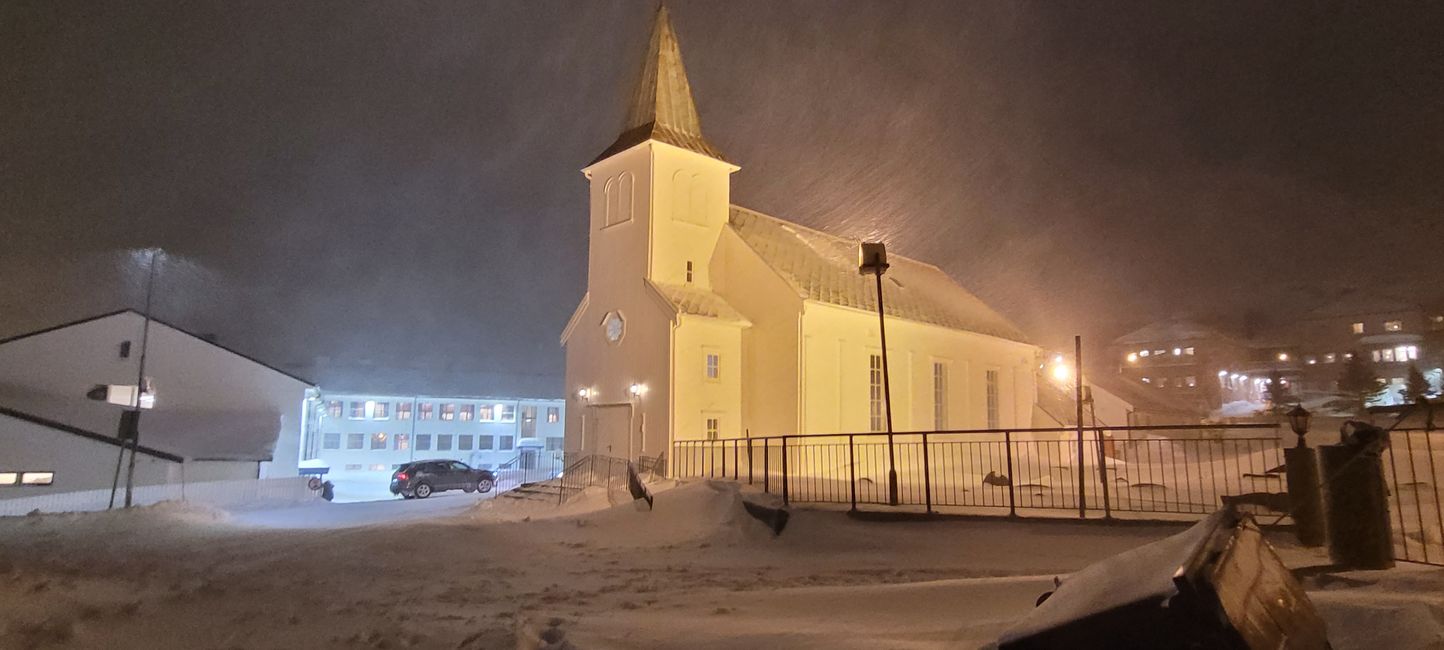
xmin=684 ymin=422 xmax=1281 ymax=445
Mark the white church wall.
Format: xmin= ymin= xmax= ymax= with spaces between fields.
xmin=800 ymin=302 xmax=1037 ymax=435
xmin=670 ymin=317 xmax=743 ymax=441
xmin=0 ymin=412 xmax=177 ymax=500
xmin=647 ymin=144 xmax=736 ymax=289
xmin=713 ymin=227 xmax=805 ymax=437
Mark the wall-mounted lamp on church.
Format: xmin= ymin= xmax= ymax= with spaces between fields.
xmin=629 ymin=383 xmax=648 ymax=398
xmin=577 ymin=387 xmax=593 ymax=401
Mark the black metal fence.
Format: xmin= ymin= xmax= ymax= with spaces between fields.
xmin=1383 ymin=428 xmax=1444 ymax=565
xmin=673 ymin=424 xmax=1286 ymax=519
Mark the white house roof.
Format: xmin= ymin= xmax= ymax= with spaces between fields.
xmin=727 ymin=206 xmax=1029 ymax=343
xmin=1111 ymin=318 xmax=1235 ymax=346
xmin=648 ymin=281 xmax=751 ymax=325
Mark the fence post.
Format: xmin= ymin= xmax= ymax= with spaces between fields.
xmin=1095 ymin=428 xmax=1113 ymax=520
xmin=1005 ymin=430 xmax=1017 ymax=517
xmin=733 ymin=440 xmax=740 ymax=480
xmin=747 ymin=438 xmax=754 ymax=485
xmin=849 ymin=434 xmax=857 ymax=512
xmin=764 ymin=442 xmax=770 ymax=494
xmin=781 ymin=436 xmax=790 ymax=506
xmin=721 ymin=440 xmax=727 ymax=478
xmin=922 ymin=432 xmax=933 ymax=514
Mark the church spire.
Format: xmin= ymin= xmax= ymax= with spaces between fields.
xmin=590 ymin=5 xmax=727 ymax=165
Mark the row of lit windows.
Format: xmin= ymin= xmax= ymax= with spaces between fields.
xmin=344 ymin=462 xmax=514 ymax=472
xmin=0 ymin=471 xmax=54 ymax=486
xmin=326 ymin=401 xmax=559 ymax=424
xmin=1351 ymin=320 xmax=1404 ymax=335
xmin=322 ymin=432 xmax=532 ymax=452
xmin=1373 ymin=346 xmax=1420 ymax=363
xmin=1140 ymin=376 xmax=1198 ymax=389
xmin=1126 ymin=347 xmax=1196 ymax=363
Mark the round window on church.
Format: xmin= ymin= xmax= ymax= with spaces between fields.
xmin=603 ymin=311 xmax=625 ymax=345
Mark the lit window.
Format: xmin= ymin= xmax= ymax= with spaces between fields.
xmin=1306 ymin=356 xmax=1317 ymax=365
xmin=1153 ymin=349 xmax=1166 ymax=357
xmin=370 ymin=433 xmax=387 ymax=450
xmin=0 ymin=472 xmax=16 ymax=485
xmin=985 ymin=370 xmax=1000 ymax=429
xmin=322 ymin=433 xmax=340 ymax=449
xmin=1344 ymin=352 xmax=1354 ymax=359
xmin=1141 ymin=377 xmax=1151 ymax=383
xmin=326 ymin=401 xmax=343 ymax=418
xmin=705 ymin=353 xmax=720 ymax=380
xmin=1384 ymin=320 xmax=1403 ymax=332
xmin=1381 ymin=349 xmax=1394 ymax=362
xmin=1324 ymin=353 xmax=1337 ymax=363
xmin=1398 ymin=345 xmax=1417 ymax=361
xmin=478 ymin=435 xmax=495 ymax=450
xmin=869 ymin=354 xmax=885 ymax=432
xmin=705 ymin=417 xmax=720 ymax=440
xmin=500 ymin=405 xmax=517 ymax=422
xmin=460 ymin=404 xmax=475 ymax=421
xmin=372 ymin=402 xmax=390 ymax=419
xmin=1126 ymin=352 xmax=1138 ymax=363
xmin=1139 ymin=350 xmax=1150 ymax=358
xmin=394 ymin=434 xmax=409 ymax=451
xmin=346 ymin=433 xmax=364 ymax=450
xmin=457 ymin=435 xmax=473 ymax=451
xmin=419 ymin=403 xmax=434 ymax=420
xmin=349 ymin=402 xmax=366 ymax=419
xmin=368 ymin=464 xmax=387 ymax=472
xmin=396 ymin=402 xmax=412 ymax=420
xmin=1186 ymin=376 xmax=1197 ymax=387
xmin=1408 ymin=346 xmax=1419 ymax=360
xmin=1351 ymin=322 xmax=1364 ymax=334
xmin=1277 ymin=352 xmax=1289 ymax=362
xmin=1172 ymin=348 xmax=1182 ymax=356
xmin=437 ymin=435 xmax=452 ymax=451
xmin=478 ymin=405 xmax=495 ymax=421
xmin=440 ymin=404 xmax=456 ymax=421
xmin=500 ymin=436 xmax=515 ymax=450
xmin=685 ymin=261 xmax=694 ymax=283
xmin=546 ymin=407 xmax=560 ymax=424
xmin=415 ymin=435 xmax=432 ymax=451
xmin=933 ymin=362 xmax=948 ymax=430
xmin=1184 ymin=347 xmax=1195 ymax=356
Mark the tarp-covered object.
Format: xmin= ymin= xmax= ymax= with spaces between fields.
xmin=999 ymin=508 xmax=1329 ymax=649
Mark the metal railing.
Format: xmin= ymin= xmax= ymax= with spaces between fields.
xmin=1383 ymin=428 xmax=1444 ymax=565
xmin=673 ymin=424 xmax=1285 ymax=520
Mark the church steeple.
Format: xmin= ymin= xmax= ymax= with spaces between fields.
xmin=590 ymin=5 xmax=727 ymax=165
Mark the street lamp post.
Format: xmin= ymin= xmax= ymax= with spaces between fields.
xmin=859 ymin=242 xmax=898 ymax=506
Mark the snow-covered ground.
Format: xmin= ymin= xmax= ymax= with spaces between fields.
xmin=2 ymin=480 xmax=1443 ymax=649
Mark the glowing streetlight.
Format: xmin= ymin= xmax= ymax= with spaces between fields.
xmin=1051 ymin=363 xmax=1071 ymax=383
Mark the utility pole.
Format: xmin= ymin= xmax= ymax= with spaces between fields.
xmin=125 ymin=249 xmax=160 ymax=507
xmin=1075 ymin=335 xmax=1085 ymax=517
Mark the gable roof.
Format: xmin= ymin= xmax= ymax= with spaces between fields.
xmin=648 ymin=281 xmax=750 ymax=325
xmin=0 ymin=309 xmax=315 ymax=387
xmin=0 ymin=403 xmax=183 ymax=463
xmin=727 ymin=206 xmax=1029 ymax=343
xmin=590 ymin=5 xmax=727 ymax=165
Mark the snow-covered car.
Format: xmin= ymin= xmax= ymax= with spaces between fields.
xmin=390 ymin=460 xmax=496 ymax=499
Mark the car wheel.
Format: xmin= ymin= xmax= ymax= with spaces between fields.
xmin=414 ymin=483 xmax=433 ymax=499
xmin=477 ymin=477 xmax=495 ymax=494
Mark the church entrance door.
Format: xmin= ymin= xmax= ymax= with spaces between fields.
xmin=587 ymin=404 xmax=633 ymax=460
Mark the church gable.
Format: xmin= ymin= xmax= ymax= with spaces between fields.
xmin=727 ymin=206 xmax=1030 ymax=344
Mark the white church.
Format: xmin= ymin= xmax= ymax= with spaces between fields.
xmin=562 ymin=7 xmax=1041 ymax=465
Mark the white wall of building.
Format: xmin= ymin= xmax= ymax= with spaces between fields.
xmin=0 ymin=411 xmax=178 ymax=500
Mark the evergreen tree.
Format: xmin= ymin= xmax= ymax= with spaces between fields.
xmin=1331 ymin=351 xmax=1383 ymax=415
xmin=1406 ymin=364 xmax=1432 ymax=403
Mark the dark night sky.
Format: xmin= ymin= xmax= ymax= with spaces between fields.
xmin=3 ymin=1 xmax=1442 ymax=396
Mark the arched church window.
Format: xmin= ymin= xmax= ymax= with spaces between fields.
xmin=604 ymin=173 xmax=634 ymax=227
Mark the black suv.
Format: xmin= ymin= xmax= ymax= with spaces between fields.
xmin=390 ymin=460 xmax=496 ymax=499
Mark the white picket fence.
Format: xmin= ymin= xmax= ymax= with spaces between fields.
xmin=0 ymin=476 xmax=319 ymax=516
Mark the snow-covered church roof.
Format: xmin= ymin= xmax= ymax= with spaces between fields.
xmin=727 ymin=206 xmax=1030 ymax=344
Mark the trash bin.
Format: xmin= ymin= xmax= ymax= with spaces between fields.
xmin=1319 ymin=422 xmax=1394 ymax=569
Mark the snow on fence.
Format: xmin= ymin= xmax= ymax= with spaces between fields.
xmin=673 ymin=424 xmax=1287 ymax=520
xmin=0 ymin=476 xmax=319 ymax=516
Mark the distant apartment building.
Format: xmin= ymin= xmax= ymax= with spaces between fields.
xmin=1109 ymin=293 xmax=1444 ymax=413
xmin=1108 ymin=318 xmax=1249 ymax=412
xmin=304 ymin=393 xmax=565 ymax=473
